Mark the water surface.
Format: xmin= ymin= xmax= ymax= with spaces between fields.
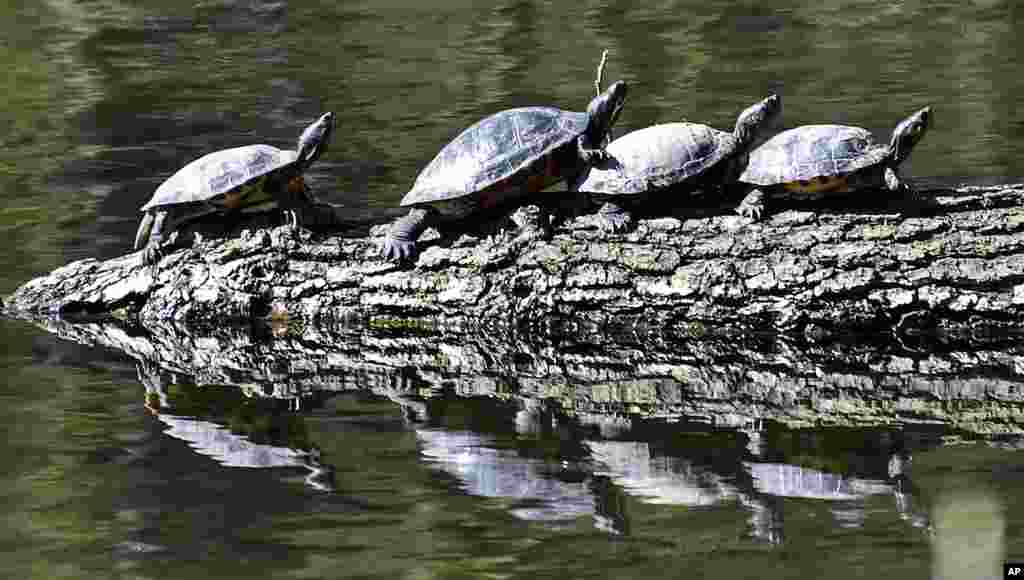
xmin=3 ymin=1 xmax=1024 ymax=578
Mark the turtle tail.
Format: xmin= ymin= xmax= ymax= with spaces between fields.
xmin=134 ymin=212 xmax=154 ymax=251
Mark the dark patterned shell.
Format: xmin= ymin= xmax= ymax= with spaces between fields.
xmin=739 ymin=125 xmax=890 ymax=186
xmin=401 ymin=107 xmax=589 ymax=206
xmin=142 ymin=145 xmax=297 ymax=211
xmin=573 ymin=123 xmax=736 ymax=195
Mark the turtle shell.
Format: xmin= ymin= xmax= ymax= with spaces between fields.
xmin=739 ymin=125 xmax=890 ymax=186
xmin=141 ymin=144 xmax=297 ymax=211
xmin=401 ymin=107 xmax=589 ymax=207
xmin=573 ymin=123 xmax=737 ymax=195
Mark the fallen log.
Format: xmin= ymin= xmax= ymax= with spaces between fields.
xmin=5 ymin=183 xmax=1024 ymax=336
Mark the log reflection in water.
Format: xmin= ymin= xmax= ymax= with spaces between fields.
xmin=17 ymin=313 xmax=1024 ymax=439
xmin=11 ymin=311 xmax=1022 ymax=539
xmin=134 ymin=346 xmax=938 ymax=539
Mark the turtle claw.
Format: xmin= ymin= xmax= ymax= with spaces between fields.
xmin=577 ymin=133 xmax=612 ymax=166
xmin=580 ymin=148 xmax=610 ymax=165
xmin=599 ymin=212 xmax=633 ymax=233
xmin=739 ymin=203 xmax=763 ymax=221
xmin=884 ymin=167 xmax=902 ymax=193
xmin=282 ymin=209 xmax=301 ymax=234
xmin=140 ymin=244 xmax=163 ymax=266
xmin=597 ymin=203 xmax=633 ymax=233
xmin=381 ymin=238 xmax=418 ymax=262
xmin=737 ymin=189 xmax=766 ymax=221
xmin=512 ymin=227 xmax=549 ymax=246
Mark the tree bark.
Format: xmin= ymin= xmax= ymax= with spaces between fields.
xmin=5 ymin=183 xmax=1024 ymax=337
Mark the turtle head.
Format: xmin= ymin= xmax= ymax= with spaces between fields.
xmin=733 ymin=94 xmax=782 ymax=148
xmin=889 ymin=106 xmax=930 ymax=165
xmin=586 ymin=80 xmax=628 ymax=143
xmin=296 ymin=112 xmax=335 ymax=169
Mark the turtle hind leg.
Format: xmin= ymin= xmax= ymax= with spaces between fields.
xmin=382 ymin=208 xmax=436 ymax=262
xmin=596 ymin=201 xmax=634 ymax=233
xmin=138 ymin=211 xmax=168 ymax=265
xmin=884 ymin=166 xmax=919 ymax=198
xmin=736 ymin=188 xmax=767 ymax=221
xmin=141 ymin=244 xmax=163 ymax=266
xmin=134 ymin=212 xmax=155 ymax=251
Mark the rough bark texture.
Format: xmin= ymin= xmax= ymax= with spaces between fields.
xmin=6 ymin=184 xmax=1024 ymax=337
xmin=16 ymin=313 xmax=1024 ymax=438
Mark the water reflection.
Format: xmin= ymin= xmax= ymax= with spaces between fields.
xmin=15 ymin=309 xmax=1024 ymax=579
xmin=140 ymin=360 xmax=335 ymax=492
xmin=153 ymin=413 xmax=335 ymax=491
xmin=931 ymin=488 xmax=1005 ymax=580
xmin=590 ymin=441 xmax=736 ymax=507
xmin=135 ymin=334 xmax=939 ymax=542
xmin=745 ymin=462 xmax=890 ymax=502
xmin=412 ymin=418 xmax=935 ymax=542
xmin=8 ymin=0 xmax=1024 ymax=576
xmin=417 ymin=429 xmax=596 ymax=525
xmin=5 ymin=311 xmax=1024 ymax=570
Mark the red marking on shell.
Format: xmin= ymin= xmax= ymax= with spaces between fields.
xmin=783 ymin=174 xmax=851 ymax=194
xmin=475 ymin=154 xmax=562 ymax=209
xmin=223 ymin=189 xmax=244 ymax=209
xmin=287 ymin=175 xmax=306 ymax=195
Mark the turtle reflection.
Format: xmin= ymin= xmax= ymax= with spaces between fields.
xmin=415 ymin=425 xmax=929 ymax=540
xmin=139 ymin=362 xmax=334 ymax=492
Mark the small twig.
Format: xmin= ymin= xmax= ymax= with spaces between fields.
xmin=594 ymin=49 xmax=612 ymax=144
xmin=594 ymin=49 xmax=609 ymax=96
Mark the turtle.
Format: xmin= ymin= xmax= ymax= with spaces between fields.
xmin=572 ymin=94 xmax=781 ymax=231
xmin=381 ymin=80 xmax=628 ymax=261
xmin=134 ymin=112 xmax=335 ymax=264
xmin=735 ymin=106 xmax=931 ymax=219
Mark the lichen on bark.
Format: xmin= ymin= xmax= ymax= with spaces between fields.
xmin=5 ymin=183 xmax=1024 ymax=338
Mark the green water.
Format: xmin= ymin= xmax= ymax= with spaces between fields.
xmin=3 ymin=0 xmax=1024 ymax=578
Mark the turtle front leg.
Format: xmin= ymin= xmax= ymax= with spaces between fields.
xmin=275 ymin=178 xmax=309 ymax=234
xmin=278 ymin=180 xmax=357 ymax=234
xmin=576 ymin=134 xmax=610 ymax=165
xmin=883 ymin=166 xmax=936 ymax=214
xmin=884 ymin=167 xmax=913 ymax=195
xmin=382 ymin=208 xmax=436 ymax=262
xmin=736 ymin=188 xmax=767 ymax=221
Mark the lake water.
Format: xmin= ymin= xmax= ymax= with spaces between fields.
xmin=2 ymin=1 xmax=1024 ymax=578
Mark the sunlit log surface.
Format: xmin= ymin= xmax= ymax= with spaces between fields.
xmin=15 ymin=312 xmax=1024 ymax=439
xmin=6 ymin=184 xmax=1024 ymax=336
